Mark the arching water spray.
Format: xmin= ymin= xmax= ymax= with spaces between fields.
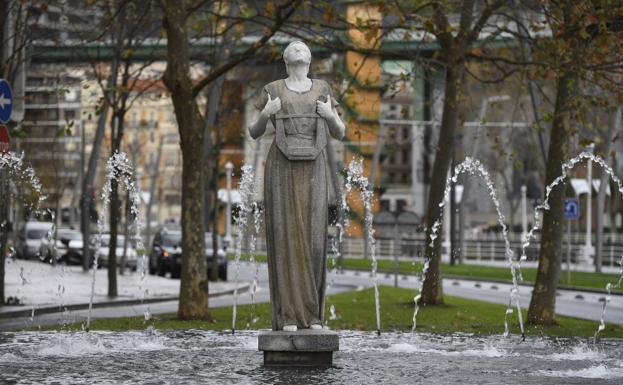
xmin=85 ymin=152 xmax=145 ymax=331
xmin=0 ymin=151 xmax=44 ymax=207
xmin=325 ymin=189 xmax=349 ymax=327
xmin=248 ymin=200 xmax=262 ymax=327
xmin=346 ymin=158 xmax=381 ymax=335
xmin=518 ymin=151 xmax=623 ymax=341
xmin=1 ymin=152 xmax=45 ymax=320
xmin=412 ymin=158 xmax=525 ymax=339
xmin=231 ymin=164 xmax=256 ymax=334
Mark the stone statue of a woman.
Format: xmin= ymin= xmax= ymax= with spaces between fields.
xmin=249 ymin=41 xmax=345 ymax=332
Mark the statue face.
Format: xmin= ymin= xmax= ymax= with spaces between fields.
xmin=283 ymin=42 xmax=311 ymax=65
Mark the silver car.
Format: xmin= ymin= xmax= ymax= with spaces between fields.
xmin=97 ymin=233 xmax=138 ymax=271
xmin=17 ymin=221 xmax=54 ymax=259
xmin=39 ymin=228 xmax=84 ymax=265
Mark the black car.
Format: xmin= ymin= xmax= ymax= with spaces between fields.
xmin=149 ymin=228 xmax=227 ymax=280
xmin=149 ymin=229 xmax=183 ymax=278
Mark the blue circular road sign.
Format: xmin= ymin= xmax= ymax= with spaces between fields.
xmin=0 ymin=79 xmax=13 ymax=123
xmin=563 ymin=198 xmax=580 ymax=220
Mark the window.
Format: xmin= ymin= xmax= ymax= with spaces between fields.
xmin=402 ymin=149 xmax=410 ymax=163
xmin=165 ymin=154 xmax=178 ymax=168
xmin=397 ymin=199 xmax=407 ymax=212
xmin=164 ymin=133 xmax=179 ymax=144
xmin=165 ymin=194 xmax=180 ymax=205
xmin=380 ymin=200 xmax=390 ymax=212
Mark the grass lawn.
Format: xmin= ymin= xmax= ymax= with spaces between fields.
xmin=47 ymin=286 xmax=623 ymax=338
xmin=230 ymin=253 xmax=622 ymax=293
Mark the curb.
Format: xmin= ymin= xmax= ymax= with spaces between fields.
xmin=338 ymin=267 xmax=623 ymax=297
xmin=0 ymin=284 xmax=250 ymax=320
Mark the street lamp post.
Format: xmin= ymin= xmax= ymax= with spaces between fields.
xmin=225 ymin=161 xmax=234 ymax=248
xmin=521 ymin=185 xmax=528 ymax=242
xmin=583 ymin=144 xmax=595 ymax=263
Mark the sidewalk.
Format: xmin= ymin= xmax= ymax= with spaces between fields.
xmin=1 ymin=259 xmax=245 ymax=318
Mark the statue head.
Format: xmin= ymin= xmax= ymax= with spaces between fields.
xmin=283 ymin=41 xmax=311 ymax=75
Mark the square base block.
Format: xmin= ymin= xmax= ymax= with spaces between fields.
xmin=258 ymin=330 xmax=339 ymax=367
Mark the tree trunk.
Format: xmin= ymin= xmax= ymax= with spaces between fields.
xmin=163 ymin=2 xmax=209 ymax=319
xmin=81 ymin=65 xmax=116 ymax=272
xmin=527 ymin=71 xmax=573 ymax=325
xmin=203 ymin=77 xmax=224 ymax=282
xmin=421 ymin=63 xmax=462 ymax=305
xmin=595 ymin=108 xmax=620 ymax=273
xmin=120 ymin=190 xmax=130 ymax=275
xmin=107 ymin=112 xmax=125 ymax=297
xmin=609 ymin=152 xmax=618 ymax=233
xmin=210 ymin=124 xmax=222 ymax=281
xmin=178 ymin=125 xmax=208 ymax=317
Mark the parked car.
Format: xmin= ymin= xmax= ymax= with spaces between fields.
xmin=97 ymin=233 xmax=138 ymax=271
xmin=149 ymin=228 xmax=228 ymax=280
xmin=17 ymin=221 xmax=53 ymax=259
xmin=61 ymin=230 xmax=85 ymax=265
xmin=38 ymin=228 xmax=83 ymax=264
xmin=149 ymin=228 xmax=183 ymax=278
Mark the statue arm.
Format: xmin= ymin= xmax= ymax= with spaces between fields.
xmin=248 ymin=109 xmax=271 ymax=140
xmin=248 ymin=86 xmax=279 ymax=140
xmin=325 ymin=103 xmax=345 ymax=140
xmin=317 ymin=86 xmax=345 ymax=140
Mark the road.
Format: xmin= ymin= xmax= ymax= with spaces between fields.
xmin=1 ymin=261 xmax=621 ymax=331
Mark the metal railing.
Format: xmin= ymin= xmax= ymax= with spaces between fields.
xmin=236 ymin=230 xmax=623 ymax=267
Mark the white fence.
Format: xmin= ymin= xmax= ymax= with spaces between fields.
xmin=239 ymin=231 xmax=623 ymax=267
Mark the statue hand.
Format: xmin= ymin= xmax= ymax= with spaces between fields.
xmin=316 ymin=94 xmax=334 ymax=120
xmin=263 ymin=92 xmax=281 ymax=116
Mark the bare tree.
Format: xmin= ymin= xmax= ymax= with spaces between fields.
xmin=79 ymin=0 xmax=161 ymax=296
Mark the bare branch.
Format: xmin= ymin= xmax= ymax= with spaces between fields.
xmin=191 ymin=0 xmax=300 ymax=97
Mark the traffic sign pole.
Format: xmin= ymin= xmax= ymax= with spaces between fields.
xmin=563 ymin=198 xmax=580 ymax=283
xmin=0 ymin=79 xmax=11 ymax=305
xmin=0 ymin=124 xmax=10 ymax=153
xmin=567 ymin=220 xmax=571 ymax=284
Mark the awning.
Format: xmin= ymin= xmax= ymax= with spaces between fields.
xmin=592 ymin=180 xmax=611 ymax=196
xmin=570 ymin=178 xmax=611 ymax=196
xmin=570 ymin=178 xmax=590 ymax=195
xmin=140 ymin=192 xmax=151 ymax=204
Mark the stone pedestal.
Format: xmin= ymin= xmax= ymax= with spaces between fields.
xmin=258 ymin=329 xmax=339 ymax=367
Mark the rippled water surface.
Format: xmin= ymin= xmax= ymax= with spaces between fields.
xmin=0 ymin=330 xmax=622 ymax=384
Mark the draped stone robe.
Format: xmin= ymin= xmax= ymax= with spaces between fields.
xmin=254 ymin=78 xmax=338 ymax=330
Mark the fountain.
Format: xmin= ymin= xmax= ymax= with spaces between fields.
xmin=1 ymin=330 xmax=622 ymax=383
xmin=412 ymin=157 xmax=526 ymax=339
xmin=2 ymin=148 xmax=623 ymax=383
xmin=247 ymin=199 xmax=263 ymax=328
xmin=345 ymin=157 xmax=381 ymax=335
xmin=0 ymin=151 xmax=44 ymax=209
xmin=231 ymin=164 xmax=257 ymax=334
xmin=1 ymin=151 xmax=45 ymax=320
xmin=85 ymin=151 xmax=148 ymax=331
xmin=518 ymin=151 xmax=623 ymax=340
